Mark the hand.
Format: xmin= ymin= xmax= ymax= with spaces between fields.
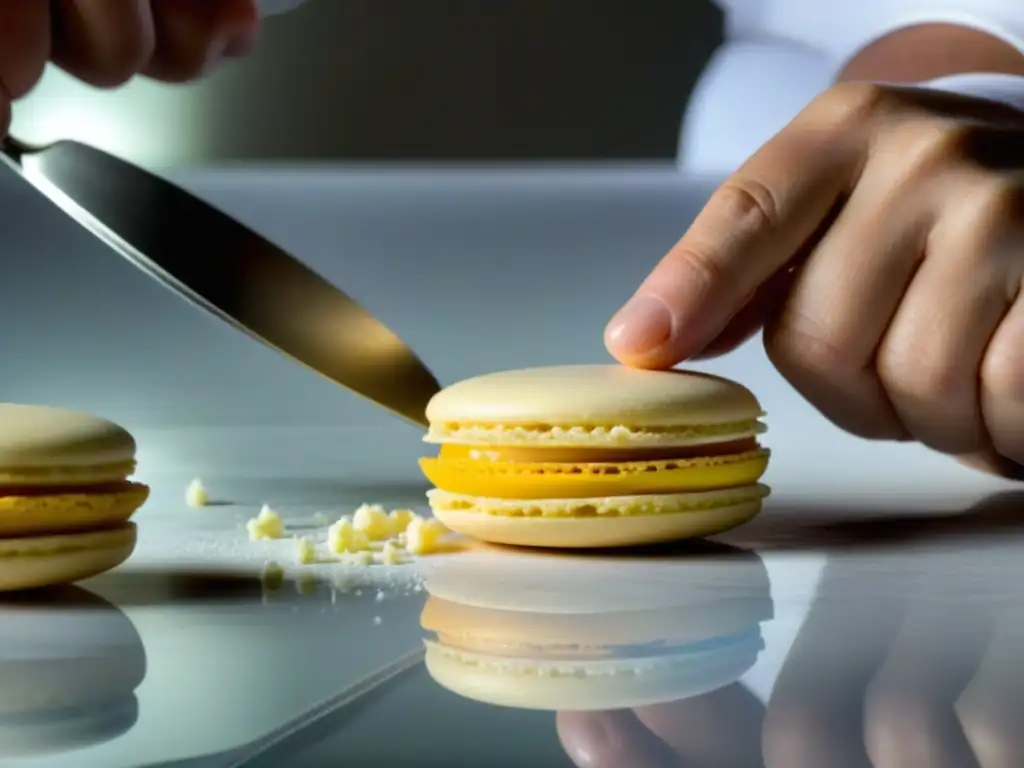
xmin=557 ymin=493 xmax=1024 ymax=767
xmin=605 ymin=82 xmax=1024 ymax=476
xmin=556 ymin=684 xmax=766 ymax=767
xmin=0 ymin=1 xmax=262 ymax=134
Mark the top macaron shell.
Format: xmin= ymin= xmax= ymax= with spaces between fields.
xmin=424 ymin=365 xmax=764 ymax=447
xmin=0 ymin=404 xmax=137 ymax=485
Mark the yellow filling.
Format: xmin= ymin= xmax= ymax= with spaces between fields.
xmin=419 ymin=441 xmax=769 ymax=500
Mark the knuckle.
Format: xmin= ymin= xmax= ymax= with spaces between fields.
xmin=882 ymin=119 xmax=976 ymax=180
xmin=712 ymin=178 xmax=781 ymax=236
xmin=878 ymin=343 xmax=967 ymax=405
xmin=765 ymin=309 xmax=851 ymax=379
xmin=982 ymin=342 xmax=1024 ymax=403
xmin=807 ymin=81 xmax=895 ymax=130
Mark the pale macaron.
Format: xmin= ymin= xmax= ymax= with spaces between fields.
xmin=0 ymin=585 xmax=145 ymax=757
xmin=0 ymin=404 xmax=149 ymax=591
xmin=419 ymin=365 xmax=770 ymax=548
xmin=420 ymin=545 xmax=772 ymax=711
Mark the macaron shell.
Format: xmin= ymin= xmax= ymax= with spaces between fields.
xmin=0 ymin=482 xmax=149 ymax=538
xmin=0 ymin=404 xmax=136 ymax=470
xmin=0 ymin=524 xmax=137 ymax=592
xmin=425 ymin=365 xmax=762 ymax=431
xmin=419 ymin=450 xmax=769 ymax=500
xmin=427 ymin=487 xmax=767 ymax=548
xmin=426 ymin=419 xmax=763 ymax=449
xmin=421 ymin=596 xmax=773 ymax=650
xmin=0 ymin=460 xmax=138 ymax=488
xmin=424 ymin=633 xmax=763 ymax=711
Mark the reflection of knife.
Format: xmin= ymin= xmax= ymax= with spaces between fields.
xmin=0 ymin=137 xmax=440 ymax=428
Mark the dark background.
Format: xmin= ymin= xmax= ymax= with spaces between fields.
xmin=14 ymin=0 xmax=723 ymax=166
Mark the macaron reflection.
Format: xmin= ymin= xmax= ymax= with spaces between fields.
xmin=419 ymin=544 xmax=772 ymax=712
xmin=0 ymin=585 xmax=145 ymax=758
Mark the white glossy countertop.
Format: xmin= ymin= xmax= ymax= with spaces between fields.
xmin=0 ymin=164 xmax=1019 ymax=767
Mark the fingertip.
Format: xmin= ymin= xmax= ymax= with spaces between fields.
xmin=604 ymin=293 xmax=682 ymax=369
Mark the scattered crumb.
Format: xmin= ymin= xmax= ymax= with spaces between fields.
xmin=373 ymin=616 xmax=382 ymax=626
xmin=295 ymin=536 xmax=317 ymax=565
xmin=311 ymin=512 xmax=331 ymax=526
xmin=185 ymin=478 xmax=210 ymax=508
xmin=381 ymin=539 xmax=405 ymax=566
xmin=406 ymin=517 xmax=447 ymax=555
xmin=375 ymin=590 xmax=385 ymax=603
xmin=389 ymin=508 xmax=417 ymax=533
xmin=344 ymin=551 xmax=374 ymax=567
xmin=327 ymin=518 xmax=371 ymax=554
xmin=352 ymin=503 xmax=394 ymax=540
xmin=247 ymin=504 xmax=286 ymax=540
xmin=260 ymin=561 xmax=285 ymax=591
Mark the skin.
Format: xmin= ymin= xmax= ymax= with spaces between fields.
xmin=0 ymin=0 xmax=261 ymax=135
xmin=606 ymin=24 xmax=1024 ymax=479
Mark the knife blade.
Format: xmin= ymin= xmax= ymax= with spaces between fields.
xmin=1 ymin=137 xmax=440 ymax=427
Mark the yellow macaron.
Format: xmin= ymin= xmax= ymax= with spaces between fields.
xmin=0 ymin=404 xmax=149 ymax=591
xmin=419 ymin=365 xmax=770 ymax=548
xmin=419 ymin=545 xmax=772 ymax=711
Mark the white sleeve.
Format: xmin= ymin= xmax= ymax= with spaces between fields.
xmin=923 ymin=73 xmax=1024 ymax=113
xmin=756 ymin=1 xmax=1024 ymax=71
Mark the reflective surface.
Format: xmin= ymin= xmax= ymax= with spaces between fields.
xmin=1 ymin=167 xmax=1021 ymax=767
xmin=5 ymin=492 xmax=1024 ymax=767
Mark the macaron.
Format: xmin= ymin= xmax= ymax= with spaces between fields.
xmin=0 ymin=404 xmax=149 ymax=591
xmin=420 ymin=544 xmax=772 ymax=711
xmin=0 ymin=585 xmax=145 ymax=758
xmin=419 ymin=365 xmax=769 ymax=548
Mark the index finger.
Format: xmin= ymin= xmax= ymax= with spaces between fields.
xmin=605 ymin=94 xmax=862 ymax=368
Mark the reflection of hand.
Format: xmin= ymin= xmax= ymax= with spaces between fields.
xmin=0 ymin=1 xmax=262 ymax=134
xmin=558 ymin=495 xmax=1024 ymax=767
xmin=763 ymin=549 xmax=1023 ymax=766
xmin=556 ymin=683 xmax=766 ymax=767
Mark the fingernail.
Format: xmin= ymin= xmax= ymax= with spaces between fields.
xmin=606 ymin=293 xmax=673 ymax=357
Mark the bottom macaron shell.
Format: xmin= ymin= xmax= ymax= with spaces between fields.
xmin=0 ymin=523 xmax=137 ymax=592
xmin=424 ymin=633 xmax=763 ymax=711
xmin=427 ymin=486 xmax=768 ymax=548
xmin=0 ymin=483 xmax=150 ymax=538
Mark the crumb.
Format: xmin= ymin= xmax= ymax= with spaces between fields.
xmin=373 ymin=616 xmax=382 ymax=626
xmin=185 ymin=478 xmax=210 ymax=508
xmin=381 ymin=539 xmax=405 ymax=565
xmin=375 ymin=590 xmax=385 ymax=602
xmin=295 ymin=536 xmax=317 ymax=564
xmin=389 ymin=508 xmax=417 ymax=533
xmin=260 ymin=561 xmax=285 ymax=591
xmin=247 ymin=505 xmax=285 ymax=540
xmin=311 ymin=512 xmax=330 ymax=526
xmin=327 ymin=518 xmax=370 ymax=554
xmin=343 ymin=551 xmax=374 ymax=567
xmin=406 ymin=517 xmax=447 ymax=555
xmin=352 ymin=503 xmax=394 ymax=540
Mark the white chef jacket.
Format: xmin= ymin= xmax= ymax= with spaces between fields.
xmin=685 ymin=0 xmax=1024 ymax=172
